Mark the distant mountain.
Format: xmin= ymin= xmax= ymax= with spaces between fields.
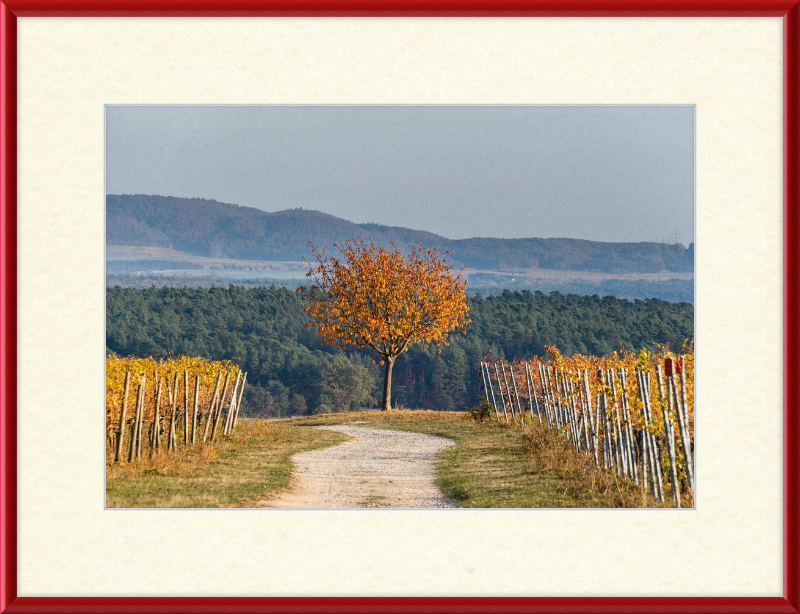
xmin=106 ymin=194 xmax=694 ymax=274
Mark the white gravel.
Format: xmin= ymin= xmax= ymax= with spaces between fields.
xmin=259 ymin=425 xmax=456 ymax=508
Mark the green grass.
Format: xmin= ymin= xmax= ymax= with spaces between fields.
xmin=105 ymin=418 xmax=352 ymax=508
xmin=107 ymin=410 xmax=670 ymax=508
xmin=292 ymin=410 xmax=667 ymax=508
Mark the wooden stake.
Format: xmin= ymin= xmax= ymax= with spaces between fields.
xmin=675 ymin=360 xmax=695 ymax=493
xmin=670 ymin=372 xmax=694 ymax=495
xmin=183 ymin=370 xmax=189 ymax=445
xmin=115 ymin=372 xmax=131 ymax=463
xmin=136 ymin=380 xmax=144 ymax=460
xmin=577 ymin=370 xmax=591 ymax=453
xmin=635 ymin=368 xmax=651 ymax=494
xmin=551 ymin=369 xmax=563 ymax=429
xmin=223 ymin=371 xmax=242 ymax=435
xmin=619 ymin=368 xmax=638 ymax=484
xmin=640 ymin=370 xmax=664 ymax=501
xmin=659 ymin=367 xmax=681 ymax=507
xmin=479 ymin=363 xmax=491 ymax=412
xmin=582 ymin=369 xmax=599 ymax=465
xmin=646 ymin=372 xmax=665 ymax=501
xmin=227 ymin=370 xmax=243 ymax=434
xmin=482 ymin=363 xmax=500 ymax=419
xmin=191 ymin=375 xmax=200 ymax=444
xmin=232 ymin=372 xmax=247 ymax=430
xmin=152 ymin=377 xmax=163 ymax=453
xmin=526 ymin=363 xmax=543 ymax=425
xmin=129 ymin=374 xmax=145 ymax=462
xmin=508 ymin=364 xmax=524 ymax=423
xmin=537 ymin=364 xmax=551 ymax=426
xmin=211 ymin=371 xmax=232 ymax=441
xmin=599 ymin=370 xmax=615 ymax=472
xmin=609 ymin=369 xmax=626 ymax=476
xmin=562 ymin=373 xmax=574 ymax=446
xmin=500 ymin=363 xmax=517 ymax=421
xmin=493 ymin=364 xmax=509 ymax=424
xmin=167 ymin=372 xmax=179 ymax=451
xmin=546 ymin=365 xmax=558 ymax=427
xmin=563 ymin=374 xmax=576 ymax=448
xmin=614 ymin=368 xmax=631 ymax=479
xmin=203 ymin=372 xmax=223 ymax=442
xmin=566 ymin=375 xmax=581 ymax=450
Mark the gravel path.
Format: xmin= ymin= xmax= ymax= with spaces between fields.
xmin=259 ymin=425 xmax=456 ymax=508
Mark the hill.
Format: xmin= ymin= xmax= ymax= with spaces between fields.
xmin=107 ymin=194 xmax=694 ymax=274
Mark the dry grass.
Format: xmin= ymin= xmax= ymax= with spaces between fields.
xmin=105 ymin=418 xmax=351 ymax=508
xmin=107 ymin=409 xmax=689 ymax=509
xmin=292 ymin=409 xmax=677 ymax=508
xmin=524 ymin=423 xmax=678 ymax=508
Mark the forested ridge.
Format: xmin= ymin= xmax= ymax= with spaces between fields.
xmin=107 ymin=194 xmax=694 ymax=274
xmin=106 ymin=273 xmax=694 ymax=303
xmin=107 ymin=286 xmax=693 ymax=418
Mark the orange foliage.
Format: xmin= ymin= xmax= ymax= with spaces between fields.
xmin=106 ymin=354 xmax=238 ymax=437
xmin=299 ymin=239 xmax=470 ymax=361
xmin=486 ymin=342 xmax=694 ymax=493
xmin=490 ymin=344 xmax=694 ymax=440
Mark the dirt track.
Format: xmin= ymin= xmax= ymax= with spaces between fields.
xmin=258 ymin=425 xmax=455 ymax=508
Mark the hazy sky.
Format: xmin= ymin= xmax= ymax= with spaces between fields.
xmin=106 ymin=105 xmax=694 ymax=244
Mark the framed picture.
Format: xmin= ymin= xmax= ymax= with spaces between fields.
xmin=1 ymin=3 xmax=797 ymax=612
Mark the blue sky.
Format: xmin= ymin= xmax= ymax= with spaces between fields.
xmin=106 ymin=105 xmax=694 ymax=245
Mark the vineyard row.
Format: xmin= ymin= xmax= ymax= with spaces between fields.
xmin=479 ymin=348 xmax=694 ymax=507
xmin=107 ymin=356 xmax=248 ymax=463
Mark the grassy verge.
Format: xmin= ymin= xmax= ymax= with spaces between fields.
xmin=293 ymin=410 xmax=669 ymax=508
xmin=105 ymin=418 xmax=351 ymax=508
xmin=107 ymin=410 xmax=678 ymax=508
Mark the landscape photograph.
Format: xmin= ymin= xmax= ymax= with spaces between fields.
xmin=105 ymin=105 xmax=695 ymax=509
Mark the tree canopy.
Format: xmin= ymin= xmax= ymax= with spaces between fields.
xmin=301 ymin=239 xmax=469 ymax=409
xmin=106 ymin=285 xmax=693 ymax=417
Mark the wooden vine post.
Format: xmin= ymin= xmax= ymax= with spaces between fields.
xmin=481 ymin=363 xmax=500 ymax=419
xmin=609 ymin=369 xmax=627 ymax=477
xmin=203 ymin=372 xmax=223 ymax=442
xmin=474 ymin=352 xmax=692 ymax=506
xmin=479 ymin=362 xmax=490 ymax=406
xmin=151 ymin=377 xmax=163 ymax=454
xmin=191 ymin=375 xmax=200 ymax=444
xmin=183 ymin=370 xmax=189 ymax=445
xmin=223 ymin=370 xmax=243 ymax=436
xmin=211 ymin=371 xmax=232 ymax=441
xmin=128 ymin=374 xmax=145 ymax=462
xmin=109 ymin=364 xmax=252 ymax=465
xmin=500 ymin=363 xmax=517 ymax=421
xmin=493 ymin=363 xmax=509 ymax=423
xmin=582 ymin=369 xmax=599 ymax=466
xmin=508 ymin=364 xmax=524 ymax=423
xmin=115 ymin=372 xmax=131 ymax=463
xmin=232 ymin=372 xmax=248 ymax=431
xmin=657 ymin=363 xmax=681 ymax=507
xmin=578 ymin=369 xmax=591 ymax=454
xmin=618 ymin=368 xmax=638 ymax=484
xmin=673 ymin=356 xmax=695 ymax=493
xmin=167 ymin=372 xmax=179 ymax=451
xmin=543 ymin=365 xmax=553 ymax=425
xmin=526 ymin=363 xmax=542 ymax=424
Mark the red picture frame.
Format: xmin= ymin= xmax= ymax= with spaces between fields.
xmin=1 ymin=4 xmax=798 ymax=613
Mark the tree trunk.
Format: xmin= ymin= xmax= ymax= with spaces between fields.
xmin=381 ymin=357 xmax=395 ymax=410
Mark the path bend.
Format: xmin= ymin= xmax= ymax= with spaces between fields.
xmin=258 ymin=425 xmax=455 ymax=508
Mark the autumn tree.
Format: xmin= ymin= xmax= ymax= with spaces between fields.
xmin=300 ymin=239 xmax=470 ymax=410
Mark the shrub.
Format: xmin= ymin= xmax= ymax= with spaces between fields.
xmin=467 ymin=396 xmax=494 ymax=422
